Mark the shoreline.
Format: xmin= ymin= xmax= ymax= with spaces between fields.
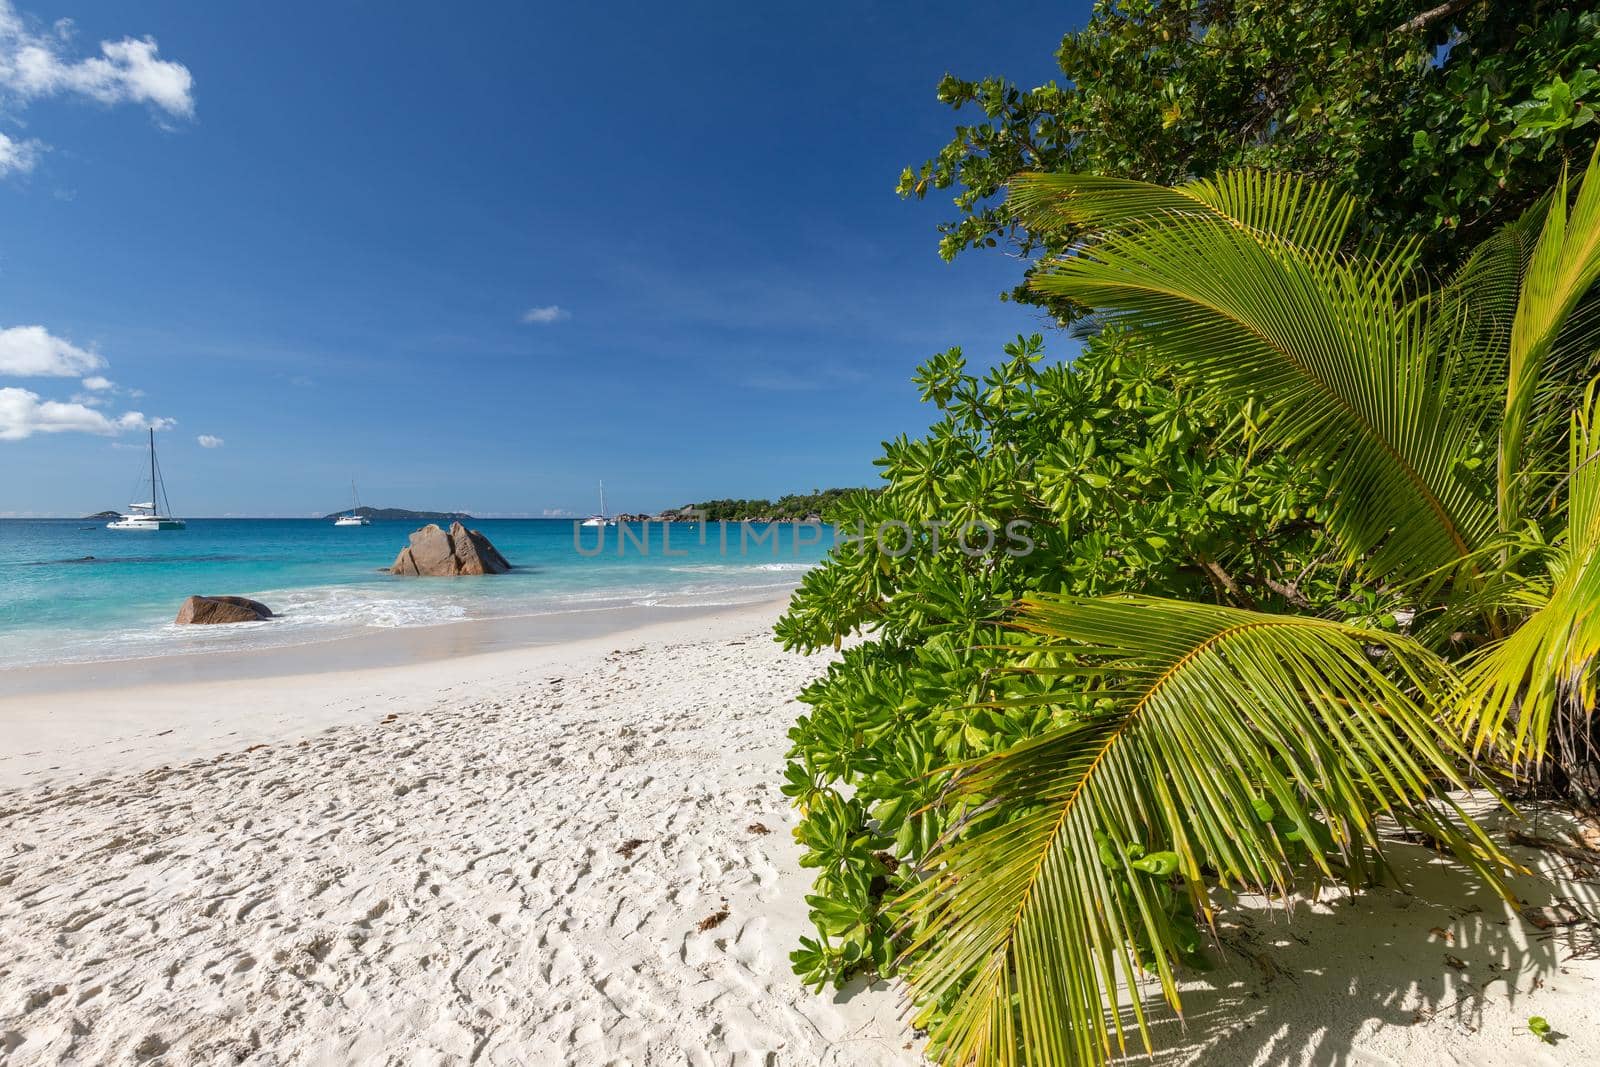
xmin=0 ymin=515 xmax=824 ymax=679
xmin=0 ymin=595 xmax=791 ymax=697
xmin=0 ymin=597 xmax=791 ymax=790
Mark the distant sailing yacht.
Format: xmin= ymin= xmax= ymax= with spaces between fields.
xmin=580 ymin=480 xmax=616 ymax=527
xmin=108 ymin=429 xmax=186 ymax=531
xmin=334 ymin=479 xmax=371 ymax=526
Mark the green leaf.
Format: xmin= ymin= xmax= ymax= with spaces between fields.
xmin=894 ymin=594 xmax=1511 ymax=1067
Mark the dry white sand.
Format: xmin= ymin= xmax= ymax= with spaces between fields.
xmin=0 ymin=602 xmax=915 ymax=1065
xmin=2 ymin=599 xmax=1598 ymax=1066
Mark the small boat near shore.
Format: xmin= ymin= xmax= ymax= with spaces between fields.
xmin=108 ymin=429 xmax=185 ymax=531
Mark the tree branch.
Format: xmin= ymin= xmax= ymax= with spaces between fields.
xmin=1393 ymin=0 xmax=1476 ymax=36
xmin=1261 ymin=574 xmax=1314 ymax=611
xmin=1200 ymin=557 xmax=1258 ymax=610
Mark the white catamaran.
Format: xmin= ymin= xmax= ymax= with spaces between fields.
xmin=108 ymin=428 xmax=186 ymax=531
xmin=581 ymin=480 xmax=616 ymax=527
xmin=334 ymin=479 xmax=371 ymax=526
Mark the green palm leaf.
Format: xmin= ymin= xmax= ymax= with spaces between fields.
xmin=1461 ymin=380 xmax=1600 ymax=762
xmin=1500 ymin=143 xmax=1600 ymax=527
xmin=1011 ymin=171 xmax=1496 ymax=585
xmin=1008 ymin=169 xmax=1358 ymax=255
xmin=896 ymin=594 xmax=1510 ymax=1067
xmin=1425 ymin=194 xmax=1544 ymax=416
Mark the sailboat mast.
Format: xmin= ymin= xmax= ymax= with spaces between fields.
xmin=150 ymin=428 xmax=157 ymax=514
xmin=600 ymin=480 xmax=606 ymax=518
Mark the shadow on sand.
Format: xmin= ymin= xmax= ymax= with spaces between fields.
xmin=832 ymin=801 xmax=1600 ymax=1065
xmin=1120 ymin=802 xmax=1600 ymax=1065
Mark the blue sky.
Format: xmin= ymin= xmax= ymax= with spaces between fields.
xmin=1 ymin=1 xmax=1082 ymax=516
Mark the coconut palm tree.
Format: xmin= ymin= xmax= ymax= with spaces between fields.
xmin=895 ymin=148 xmax=1600 ymax=1066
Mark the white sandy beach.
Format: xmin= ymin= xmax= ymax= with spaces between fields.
xmin=1 ymin=600 xmax=1598 ymax=1066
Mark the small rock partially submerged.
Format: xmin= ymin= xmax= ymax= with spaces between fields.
xmin=389 ymin=521 xmax=511 ymax=576
xmin=175 ymin=595 xmax=274 ymax=625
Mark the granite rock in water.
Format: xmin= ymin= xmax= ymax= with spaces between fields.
xmin=175 ymin=595 xmax=275 ymax=625
xmin=390 ymin=521 xmax=511 ymax=576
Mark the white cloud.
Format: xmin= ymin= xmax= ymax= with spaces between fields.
xmin=0 ymin=130 xmax=41 ymax=175
xmin=0 ymin=3 xmax=193 ymax=180
xmin=0 ymin=4 xmax=194 ymax=117
xmin=196 ymin=433 xmax=222 ymax=448
xmin=0 ymin=330 xmax=170 ymax=440
xmin=0 ymin=385 xmax=171 ymax=440
xmin=0 ymin=324 xmax=105 ymax=377
xmin=521 ymin=305 xmax=570 ymax=325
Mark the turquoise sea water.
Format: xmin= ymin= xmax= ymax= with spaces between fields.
xmin=0 ymin=519 xmax=827 ymax=669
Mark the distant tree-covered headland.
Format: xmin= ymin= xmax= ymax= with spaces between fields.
xmin=622 ymin=488 xmax=874 ymax=523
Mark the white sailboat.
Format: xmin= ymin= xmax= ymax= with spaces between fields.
xmin=334 ymin=479 xmax=371 ymax=526
xmin=108 ymin=429 xmax=186 ymax=531
xmin=580 ymin=480 xmax=616 ymax=527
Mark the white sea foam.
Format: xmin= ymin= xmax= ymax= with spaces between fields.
xmin=0 ymin=566 xmax=807 ymax=669
xmin=263 ymin=586 xmax=471 ymax=630
xmin=664 ymin=561 xmax=816 ymax=575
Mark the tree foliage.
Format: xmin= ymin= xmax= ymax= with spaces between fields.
xmin=900 ymin=0 xmax=1600 ymax=317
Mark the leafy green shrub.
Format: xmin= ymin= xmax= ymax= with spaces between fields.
xmin=776 ymin=327 xmax=1382 ymax=994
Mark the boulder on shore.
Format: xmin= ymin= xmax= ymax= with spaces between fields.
xmin=389 ymin=521 xmax=511 ymax=576
xmin=175 ymin=595 xmax=274 ymax=625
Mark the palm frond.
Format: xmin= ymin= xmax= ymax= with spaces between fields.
xmin=1427 ymin=193 xmax=1546 ymax=410
xmin=1011 ymin=172 xmax=1495 ymax=583
xmin=1501 ymin=142 xmax=1600 ymax=527
xmin=896 ymin=594 xmax=1510 ymax=1067
xmin=1461 ymin=379 xmax=1600 ymax=761
xmin=1008 ymin=170 xmax=1358 ymax=255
